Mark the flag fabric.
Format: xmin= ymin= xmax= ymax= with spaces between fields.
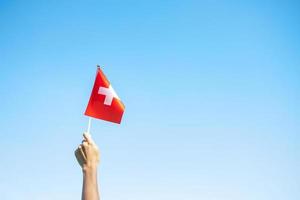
xmin=85 ymin=67 xmax=125 ymax=124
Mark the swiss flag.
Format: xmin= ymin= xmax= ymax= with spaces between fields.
xmin=84 ymin=67 xmax=125 ymax=124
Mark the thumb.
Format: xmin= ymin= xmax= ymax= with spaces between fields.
xmin=83 ymin=132 xmax=95 ymax=145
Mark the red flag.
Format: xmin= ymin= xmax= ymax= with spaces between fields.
xmin=85 ymin=67 xmax=125 ymax=124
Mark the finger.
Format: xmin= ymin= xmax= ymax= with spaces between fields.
xmin=75 ymin=149 xmax=85 ymax=166
xmin=82 ymin=140 xmax=89 ymax=147
xmin=83 ymin=132 xmax=95 ymax=145
xmin=80 ymin=143 xmax=88 ymax=159
xmin=75 ymin=148 xmax=83 ymax=160
xmin=75 ymin=148 xmax=80 ymax=156
xmin=78 ymin=145 xmax=87 ymax=160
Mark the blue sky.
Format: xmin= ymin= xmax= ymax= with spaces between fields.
xmin=0 ymin=0 xmax=299 ymax=199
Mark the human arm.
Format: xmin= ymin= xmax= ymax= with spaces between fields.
xmin=75 ymin=132 xmax=100 ymax=200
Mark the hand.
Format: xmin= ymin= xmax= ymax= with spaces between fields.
xmin=75 ymin=132 xmax=100 ymax=171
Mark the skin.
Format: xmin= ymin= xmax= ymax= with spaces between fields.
xmin=75 ymin=132 xmax=100 ymax=200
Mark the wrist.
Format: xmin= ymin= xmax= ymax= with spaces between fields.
xmin=82 ymin=164 xmax=98 ymax=174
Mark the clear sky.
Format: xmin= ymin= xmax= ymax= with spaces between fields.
xmin=0 ymin=0 xmax=299 ymax=199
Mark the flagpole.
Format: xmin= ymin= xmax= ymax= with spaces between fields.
xmin=86 ymin=65 xmax=100 ymax=135
xmin=87 ymin=117 xmax=92 ymax=134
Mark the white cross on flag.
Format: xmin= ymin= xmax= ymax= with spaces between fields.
xmin=84 ymin=67 xmax=125 ymax=124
